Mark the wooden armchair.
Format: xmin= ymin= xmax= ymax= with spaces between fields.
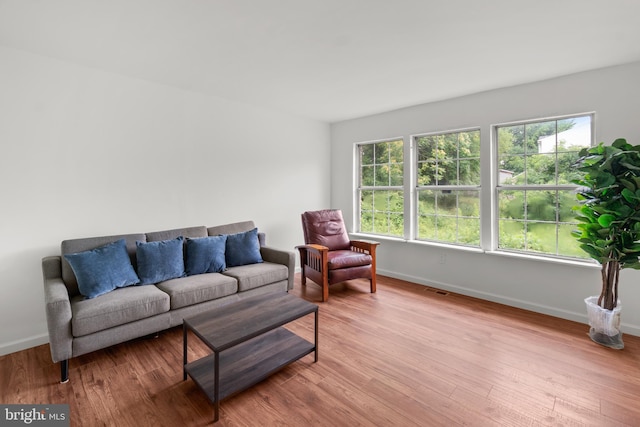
xmin=296 ymin=209 xmax=379 ymax=302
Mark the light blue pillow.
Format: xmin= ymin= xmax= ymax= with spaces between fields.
xmin=136 ymin=237 xmax=186 ymax=285
xmin=225 ymin=228 xmax=263 ymax=267
xmin=185 ymin=235 xmax=227 ymax=275
xmin=64 ymin=239 xmax=140 ymax=299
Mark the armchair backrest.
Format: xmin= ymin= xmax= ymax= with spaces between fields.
xmin=301 ymin=209 xmax=351 ymax=250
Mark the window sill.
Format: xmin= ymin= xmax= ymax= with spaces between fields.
xmin=350 ymin=233 xmax=484 ymax=253
xmin=350 ymin=232 xmax=601 ymax=268
xmin=349 ymin=232 xmax=406 ymax=244
xmin=486 ymin=249 xmax=600 ymax=268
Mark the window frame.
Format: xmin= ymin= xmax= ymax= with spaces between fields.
xmin=412 ymin=127 xmax=482 ymax=247
xmin=355 ymin=137 xmax=405 ymax=238
xmin=493 ymin=113 xmax=595 ymax=259
xmin=351 ymin=112 xmax=596 ymax=264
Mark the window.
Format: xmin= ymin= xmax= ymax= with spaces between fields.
xmin=496 ymin=114 xmax=593 ymax=258
xmin=353 ymin=113 xmax=594 ymax=263
xmin=414 ymin=129 xmax=481 ymax=246
xmin=357 ymin=139 xmax=404 ymax=237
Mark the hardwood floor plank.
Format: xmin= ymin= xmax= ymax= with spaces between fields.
xmin=600 ymin=393 xmax=640 ymax=425
xmin=553 ymin=397 xmax=628 ymax=427
xmin=2 ymin=274 xmax=640 ymax=426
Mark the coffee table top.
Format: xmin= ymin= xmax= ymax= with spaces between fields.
xmin=184 ymin=292 xmax=318 ymax=352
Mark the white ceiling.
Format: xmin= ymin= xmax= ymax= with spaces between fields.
xmin=1 ymin=0 xmax=640 ymax=123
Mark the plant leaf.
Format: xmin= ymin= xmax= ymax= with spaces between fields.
xmin=597 ymin=214 xmax=616 ymax=227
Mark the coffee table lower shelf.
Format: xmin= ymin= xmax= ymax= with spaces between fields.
xmin=184 ymin=327 xmax=315 ymax=405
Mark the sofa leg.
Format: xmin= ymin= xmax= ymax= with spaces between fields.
xmin=60 ymin=360 xmax=69 ymax=384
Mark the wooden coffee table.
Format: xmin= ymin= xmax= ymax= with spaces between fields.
xmin=183 ymin=292 xmax=318 ymax=422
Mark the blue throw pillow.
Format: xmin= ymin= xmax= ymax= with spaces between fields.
xmin=185 ymin=235 xmax=227 ymax=275
xmin=136 ymin=237 xmax=186 ymax=285
xmin=64 ymin=239 xmax=140 ymax=299
xmin=225 ymin=228 xmax=263 ymax=267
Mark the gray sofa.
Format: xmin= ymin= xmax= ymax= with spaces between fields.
xmin=42 ymin=221 xmax=295 ymax=383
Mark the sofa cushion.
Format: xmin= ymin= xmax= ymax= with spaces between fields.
xmin=185 ymin=235 xmax=227 ymax=275
xmin=225 ymin=228 xmax=263 ymax=267
xmin=155 ymin=273 xmax=238 ymax=310
xmin=64 ymin=239 xmax=140 ymax=299
xmin=136 ymin=237 xmax=186 ymax=285
xmin=70 ymin=285 xmax=170 ymax=337
xmin=222 ymin=262 xmax=288 ymax=292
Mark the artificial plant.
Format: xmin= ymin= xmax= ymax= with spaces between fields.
xmin=572 ymin=138 xmax=640 ymax=310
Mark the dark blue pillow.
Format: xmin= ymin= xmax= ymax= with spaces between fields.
xmin=64 ymin=239 xmax=140 ymax=299
xmin=225 ymin=228 xmax=263 ymax=267
xmin=185 ymin=235 xmax=227 ymax=275
xmin=136 ymin=237 xmax=186 ymax=285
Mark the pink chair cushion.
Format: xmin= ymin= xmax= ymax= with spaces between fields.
xmin=327 ymin=250 xmax=372 ymax=270
xmin=301 ymin=209 xmax=351 ymax=251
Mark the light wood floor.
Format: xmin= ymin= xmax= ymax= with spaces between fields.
xmin=2 ymin=275 xmax=640 ymax=426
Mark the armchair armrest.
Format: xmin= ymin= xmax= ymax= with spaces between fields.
xmin=42 ymin=256 xmax=73 ymax=364
xmin=260 ymin=246 xmax=296 ymax=290
xmin=350 ymin=240 xmax=379 ymax=286
xmin=350 ymin=239 xmax=380 ymax=254
xmin=295 ymin=244 xmax=329 ymax=271
xmin=296 ymin=243 xmax=329 ymax=266
xmin=296 ymin=244 xmax=329 ymax=290
xmin=296 ymin=244 xmax=329 ymax=253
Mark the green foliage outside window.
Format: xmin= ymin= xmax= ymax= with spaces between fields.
xmin=417 ymin=131 xmax=481 ymax=186
xmin=497 ymin=115 xmax=592 ymax=258
xmin=356 ymin=114 xmax=593 ymax=260
xmin=415 ymin=130 xmax=481 ymax=246
xmin=359 ymin=140 xmax=404 ymax=237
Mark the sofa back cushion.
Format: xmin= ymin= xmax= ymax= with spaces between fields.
xmin=61 ymin=233 xmax=146 ymax=297
xmin=146 ymin=226 xmax=207 ymax=242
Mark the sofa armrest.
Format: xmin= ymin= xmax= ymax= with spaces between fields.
xmin=260 ymin=246 xmax=296 ymax=291
xmin=42 ymin=256 xmax=73 ymax=363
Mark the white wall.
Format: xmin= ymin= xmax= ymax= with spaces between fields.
xmin=0 ymin=46 xmax=330 ymax=355
xmin=331 ymin=61 xmax=640 ymax=336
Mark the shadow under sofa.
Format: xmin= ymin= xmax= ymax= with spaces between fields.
xmin=42 ymin=221 xmax=295 ymax=383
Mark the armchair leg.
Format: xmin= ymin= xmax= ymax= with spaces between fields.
xmin=322 ymin=283 xmax=329 ymax=302
xmin=321 ymin=268 xmax=329 ymax=302
xmin=60 ymin=360 xmax=69 ymax=384
xmin=370 ymin=274 xmax=377 ymax=294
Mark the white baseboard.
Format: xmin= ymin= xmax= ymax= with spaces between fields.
xmin=0 ymin=333 xmax=49 ymax=357
xmin=377 ymin=268 xmax=640 ymax=338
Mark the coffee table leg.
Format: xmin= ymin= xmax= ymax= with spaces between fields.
xmin=214 ymin=351 xmax=220 ymax=422
xmin=183 ymin=324 xmax=188 ymax=381
xmin=314 ymin=309 xmax=319 ymax=363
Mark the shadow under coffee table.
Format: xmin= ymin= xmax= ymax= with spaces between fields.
xmin=183 ymin=292 xmax=319 ymax=422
